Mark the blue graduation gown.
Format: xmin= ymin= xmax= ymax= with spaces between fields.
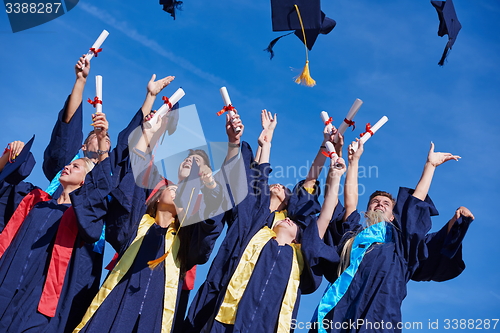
xmin=310 ymin=187 xmax=441 ymax=333
xmin=411 ymin=215 xmax=472 ymax=282
xmin=0 ymin=151 xmax=37 ymax=232
xmin=184 ymin=141 xmax=339 ymax=333
xmin=43 ymin=94 xmax=144 ymax=197
xmin=72 ymin=155 xmax=224 ymax=333
xmin=43 ymin=96 xmax=83 ymax=182
xmin=0 ymin=159 xmax=112 ymax=333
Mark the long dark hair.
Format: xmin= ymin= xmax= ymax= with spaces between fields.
xmin=145 ymin=186 xmax=192 ymax=278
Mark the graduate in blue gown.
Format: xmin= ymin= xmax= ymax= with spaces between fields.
xmin=0 ymin=113 xmax=110 ymax=333
xmin=310 ymin=140 xmax=473 ymax=333
xmin=42 ymin=56 xmax=176 ymax=197
xmin=0 ymin=138 xmax=36 ymax=232
xmin=71 ymin=120 xmax=225 ymax=333
xmin=184 ymin=114 xmax=345 ymax=333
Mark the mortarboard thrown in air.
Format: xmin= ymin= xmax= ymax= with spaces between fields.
xmin=431 ymin=0 xmax=462 ymax=66
xmin=160 ymin=0 xmax=183 ymax=20
xmin=0 ymin=135 xmax=35 ymax=184
xmin=266 ymin=0 xmax=336 ymax=86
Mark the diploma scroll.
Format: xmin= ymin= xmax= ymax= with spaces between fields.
xmin=320 ymin=111 xmax=334 ymax=134
xmin=82 ymin=30 xmax=109 ymax=68
xmin=144 ymin=88 xmax=185 ymax=129
xmin=351 ymin=116 xmax=389 ymax=152
xmin=95 ymin=75 xmax=102 ymax=114
xmin=220 ymin=87 xmax=241 ymax=133
xmin=334 ymin=98 xmax=363 ymax=143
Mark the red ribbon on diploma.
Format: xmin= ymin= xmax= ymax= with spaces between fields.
xmin=162 ymin=96 xmax=173 ymax=109
xmin=87 ymin=97 xmax=102 ymax=108
xmin=216 ymin=105 xmax=236 ymax=116
xmin=89 ymin=48 xmax=103 ymax=57
xmin=321 ymin=150 xmax=337 ymax=159
xmin=360 ymin=123 xmax=374 ymax=137
xmin=344 ymin=118 xmax=356 ymax=130
xmin=324 ymin=117 xmax=333 ymax=126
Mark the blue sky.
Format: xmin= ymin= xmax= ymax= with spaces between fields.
xmin=1 ymin=0 xmax=499 ymax=331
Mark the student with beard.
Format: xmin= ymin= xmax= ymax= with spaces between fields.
xmin=311 ymin=140 xmax=474 ymax=333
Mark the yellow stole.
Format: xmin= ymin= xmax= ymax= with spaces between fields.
xmin=215 ymin=226 xmax=304 ymax=333
xmin=270 ymin=186 xmax=314 ymax=228
xmin=73 ymin=214 xmax=180 ymax=333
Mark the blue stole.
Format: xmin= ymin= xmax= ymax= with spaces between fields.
xmin=314 ymin=221 xmax=393 ymax=333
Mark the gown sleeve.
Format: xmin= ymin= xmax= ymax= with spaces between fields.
xmin=411 ymin=215 xmax=473 ymax=282
xmin=43 ymin=96 xmax=83 ymax=181
xmin=0 ymin=140 xmax=38 ymax=232
xmin=70 ymin=157 xmax=114 ymax=243
xmin=300 ymin=215 xmax=341 ymax=294
xmin=392 ymin=187 xmax=439 ymax=279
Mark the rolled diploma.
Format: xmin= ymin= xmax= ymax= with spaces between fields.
xmin=220 ymin=87 xmax=241 ymax=133
xmin=144 ymin=88 xmax=185 ymax=129
xmin=352 ymin=116 xmax=389 ymax=152
xmin=325 ymin=141 xmax=337 ymax=156
xmin=95 ymin=75 xmax=102 ymax=113
xmin=335 ymin=98 xmax=363 ymax=142
xmin=320 ymin=111 xmax=334 ymax=134
xmin=83 ymin=30 xmax=109 ymax=66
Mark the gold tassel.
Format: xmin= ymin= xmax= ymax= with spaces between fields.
xmin=148 ymin=251 xmax=169 ymax=269
xmin=293 ymin=4 xmax=315 ymax=87
xmin=294 ymin=60 xmax=316 ymax=87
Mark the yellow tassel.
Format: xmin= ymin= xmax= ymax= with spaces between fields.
xmin=293 ymin=5 xmax=316 ymax=87
xmin=148 ymin=251 xmax=169 ymax=269
xmin=294 ymin=61 xmax=316 ymax=87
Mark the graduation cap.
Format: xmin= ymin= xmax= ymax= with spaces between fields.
xmin=266 ymin=0 xmax=336 ymax=86
xmin=160 ymin=0 xmax=183 ymax=20
xmin=0 ymin=135 xmax=35 ymax=184
xmin=431 ymin=0 xmax=462 ymax=66
xmin=174 ymin=158 xmax=202 ymax=226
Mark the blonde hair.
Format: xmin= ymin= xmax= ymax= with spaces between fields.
xmin=76 ymin=157 xmax=95 ymax=175
xmin=337 ymin=210 xmax=387 ymax=277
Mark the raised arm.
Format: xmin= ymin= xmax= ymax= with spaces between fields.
xmin=141 ymin=74 xmax=175 ymax=118
xmin=64 ymin=55 xmax=89 ymax=123
xmin=224 ymin=112 xmax=244 ymax=163
xmin=255 ymin=110 xmax=276 ymax=163
xmin=413 ymin=142 xmax=460 ymax=201
xmin=303 ymin=127 xmax=343 ymax=190
xmin=317 ymin=157 xmax=346 ymax=238
xmin=0 ymin=141 xmax=25 ymax=172
xmin=344 ymin=139 xmax=363 ymax=220
xmin=90 ymin=113 xmax=110 ymax=162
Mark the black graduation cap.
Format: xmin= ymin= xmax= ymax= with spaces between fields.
xmin=266 ymin=0 xmax=335 ymax=86
xmin=159 ymin=0 xmax=183 ymax=20
xmin=294 ymin=12 xmax=336 ymax=51
xmin=431 ymin=0 xmax=462 ymax=66
xmin=174 ymin=157 xmax=202 ymax=226
xmin=0 ymin=135 xmax=35 ymax=184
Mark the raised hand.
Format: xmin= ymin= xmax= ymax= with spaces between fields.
xmin=261 ymin=109 xmax=277 ymax=131
xmin=75 ymin=55 xmax=90 ymax=80
xmin=347 ymin=138 xmax=363 ymax=163
xmin=199 ymin=164 xmax=216 ymax=189
xmin=91 ymin=113 xmax=109 ymax=139
xmin=330 ymin=156 xmax=346 ymax=176
xmin=453 ymin=206 xmax=474 ymax=221
xmin=226 ymin=113 xmax=244 ymax=144
xmin=147 ymin=74 xmax=175 ymax=96
xmin=427 ymin=142 xmax=460 ymax=167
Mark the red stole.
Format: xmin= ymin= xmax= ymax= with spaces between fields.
xmin=0 ymin=188 xmax=81 ymax=318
